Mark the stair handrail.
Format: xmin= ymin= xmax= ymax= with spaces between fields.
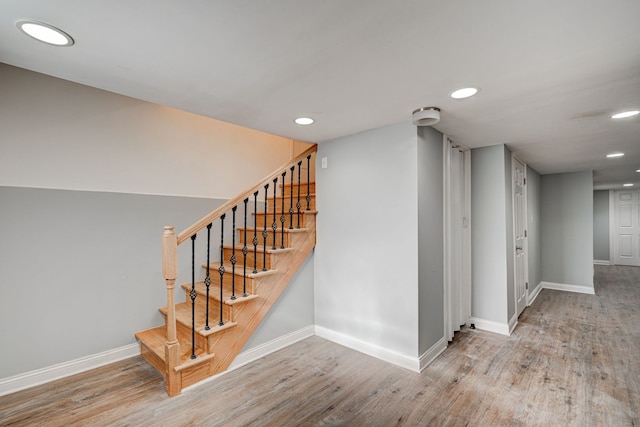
xmin=176 ymin=144 xmax=317 ymax=245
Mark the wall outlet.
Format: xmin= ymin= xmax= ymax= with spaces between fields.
xmin=321 ymin=157 xmax=328 ymax=169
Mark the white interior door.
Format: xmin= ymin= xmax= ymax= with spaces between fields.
xmin=512 ymin=157 xmax=528 ymax=317
xmin=444 ymin=136 xmax=471 ymax=341
xmin=613 ymin=190 xmax=640 ymax=266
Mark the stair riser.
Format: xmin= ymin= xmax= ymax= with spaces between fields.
xmin=238 ymin=229 xmax=291 ymax=248
xmin=253 ymin=213 xmax=310 ymax=229
xmin=184 ymin=292 xmax=234 ymax=322
xmin=139 ymin=342 xmax=167 ymax=379
xmin=282 ymin=182 xmax=315 ymax=197
xmin=198 ymin=270 xmax=256 ymax=297
xmin=268 ymin=196 xmax=316 ymax=212
xmin=222 ymin=246 xmax=273 ymax=270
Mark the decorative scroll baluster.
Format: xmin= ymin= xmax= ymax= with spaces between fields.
xmin=289 ymin=166 xmax=295 ymax=229
xmin=242 ymin=198 xmax=249 ymax=297
xmin=252 ymin=191 xmax=259 ymax=274
xmin=262 ymin=183 xmax=269 ymax=271
xmin=271 ymin=177 xmax=278 ymax=250
xmin=189 ymin=234 xmax=197 ymax=359
xmin=231 ymin=206 xmax=237 ymax=300
xmin=306 ymin=154 xmax=312 ymax=210
xmin=297 ymin=160 xmax=302 ymax=229
xmin=218 ymin=214 xmax=226 ymax=326
xmin=280 ymin=171 xmax=286 ymax=249
xmin=204 ymin=223 xmax=212 ymax=331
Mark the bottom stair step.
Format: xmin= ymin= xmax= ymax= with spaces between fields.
xmin=135 ymin=326 xmax=215 ymax=375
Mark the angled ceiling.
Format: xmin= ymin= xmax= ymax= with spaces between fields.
xmin=1 ymin=1 xmax=639 ymax=189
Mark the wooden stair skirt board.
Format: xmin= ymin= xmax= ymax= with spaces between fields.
xmin=135 ymin=205 xmax=316 ymax=396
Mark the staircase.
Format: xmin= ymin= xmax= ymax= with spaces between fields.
xmin=135 ymin=146 xmax=317 ymax=397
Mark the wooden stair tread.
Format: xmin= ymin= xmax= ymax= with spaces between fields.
xmin=160 ymin=302 xmax=238 ymax=337
xmin=180 ymin=280 xmax=259 ymax=304
xmin=135 ymin=326 xmax=213 ymax=365
xmin=221 ymin=244 xmax=295 ymax=254
xmin=241 ymin=226 xmax=312 ymax=234
xmin=202 ymin=261 xmax=279 ymax=278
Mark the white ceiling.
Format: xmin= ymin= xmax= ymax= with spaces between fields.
xmin=1 ymin=1 xmax=639 ymax=189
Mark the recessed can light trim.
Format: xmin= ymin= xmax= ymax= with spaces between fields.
xmin=16 ymin=20 xmax=74 ymax=46
xmin=606 ymin=152 xmax=625 ymax=158
xmin=294 ymin=117 xmax=314 ymax=125
xmin=611 ymin=110 xmax=639 ymax=119
xmin=450 ymin=87 xmax=479 ymax=99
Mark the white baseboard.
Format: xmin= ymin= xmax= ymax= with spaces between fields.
xmin=469 ymin=317 xmax=511 ymax=336
xmin=528 ymin=282 xmax=543 ymax=305
xmin=182 ymin=325 xmax=315 ymax=393
xmin=541 ymin=281 xmax=595 ymax=295
xmin=0 ymin=343 xmax=139 ymax=397
xmin=419 ymin=337 xmax=447 ymax=372
xmin=593 ymin=260 xmax=611 ymax=266
xmin=315 ymin=326 xmax=421 ymax=372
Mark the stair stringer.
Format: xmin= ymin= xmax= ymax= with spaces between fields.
xmin=205 ymin=213 xmax=316 ymax=377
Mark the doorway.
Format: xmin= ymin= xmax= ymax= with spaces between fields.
xmin=512 ymin=156 xmax=528 ymax=317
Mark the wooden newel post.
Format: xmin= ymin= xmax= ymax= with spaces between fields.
xmin=162 ymin=226 xmax=182 ymax=396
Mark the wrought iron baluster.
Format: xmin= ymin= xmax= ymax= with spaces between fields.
xmin=218 ymin=214 xmax=226 ymax=326
xmin=231 ymin=206 xmax=237 ymax=300
xmin=189 ymin=234 xmax=197 ymax=359
xmin=243 ymin=198 xmax=249 ymax=297
xmin=289 ymin=166 xmax=295 ymax=229
xmin=297 ymin=161 xmax=302 ymax=229
xmin=204 ymin=223 xmax=212 ymax=331
xmin=280 ymin=171 xmax=286 ymax=249
xmin=272 ymin=177 xmax=278 ymax=250
xmin=306 ymin=154 xmax=312 ymax=210
xmin=252 ymin=191 xmax=259 ymax=274
xmin=262 ymin=183 xmax=269 ymax=271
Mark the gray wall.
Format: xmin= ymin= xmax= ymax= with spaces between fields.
xmin=526 ymin=167 xmax=542 ymax=293
xmin=314 ymin=122 xmax=421 ymax=358
xmin=0 ymin=65 xmax=314 ymax=379
xmin=541 ymin=171 xmax=594 ymax=288
xmin=470 ymin=145 xmax=509 ymax=324
xmin=593 ymin=190 xmax=611 ymax=262
xmin=417 ymin=126 xmax=444 ymax=355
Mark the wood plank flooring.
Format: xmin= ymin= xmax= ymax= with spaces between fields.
xmin=1 ymin=264 xmax=639 ymax=426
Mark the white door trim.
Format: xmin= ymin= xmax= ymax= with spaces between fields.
xmin=512 ymin=154 xmax=529 ymax=316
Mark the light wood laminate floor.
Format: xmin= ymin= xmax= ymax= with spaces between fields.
xmin=1 ymin=265 xmax=639 ymax=426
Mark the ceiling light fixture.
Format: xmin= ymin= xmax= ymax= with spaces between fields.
xmin=611 ymin=110 xmax=639 ymax=119
xmin=606 ymin=152 xmax=625 ymax=158
xmin=636 ymin=169 xmax=640 ymax=173
xmin=450 ymin=87 xmax=479 ymax=99
xmin=16 ymin=20 xmax=74 ymax=46
xmin=412 ymin=107 xmax=441 ymax=126
xmin=623 ymin=183 xmax=634 ymax=187
xmin=294 ymin=117 xmax=314 ymax=125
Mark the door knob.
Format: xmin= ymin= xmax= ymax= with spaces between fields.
xmin=516 ymin=246 xmax=523 ymax=251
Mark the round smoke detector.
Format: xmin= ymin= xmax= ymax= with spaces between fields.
xmin=412 ymin=107 xmax=440 ymax=126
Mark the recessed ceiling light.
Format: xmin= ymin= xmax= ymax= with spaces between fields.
xmin=16 ymin=20 xmax=74 ymax=46
xmin=294 ymin=117 xmax=314 ymax=125
xmin=636 ymin=169 xmax=640 ymax=173
xmin=606 ymin=152 xmax=625 ymax=158
xmin=450 ymin=87 xmax=479 ymax=99
xmin=611 ymin=110 xmax=639 ymax=119
xmin=623 ymin=183 xmax=634 ymax=187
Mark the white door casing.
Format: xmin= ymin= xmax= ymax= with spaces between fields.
xmin=613 ymin=190 xmax=640 ymax=266
xmin=512 ymin=156 xmax=528 ymax=317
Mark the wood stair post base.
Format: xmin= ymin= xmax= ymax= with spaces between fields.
xmin=165 ymin=340 xmax=182 ymax=397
